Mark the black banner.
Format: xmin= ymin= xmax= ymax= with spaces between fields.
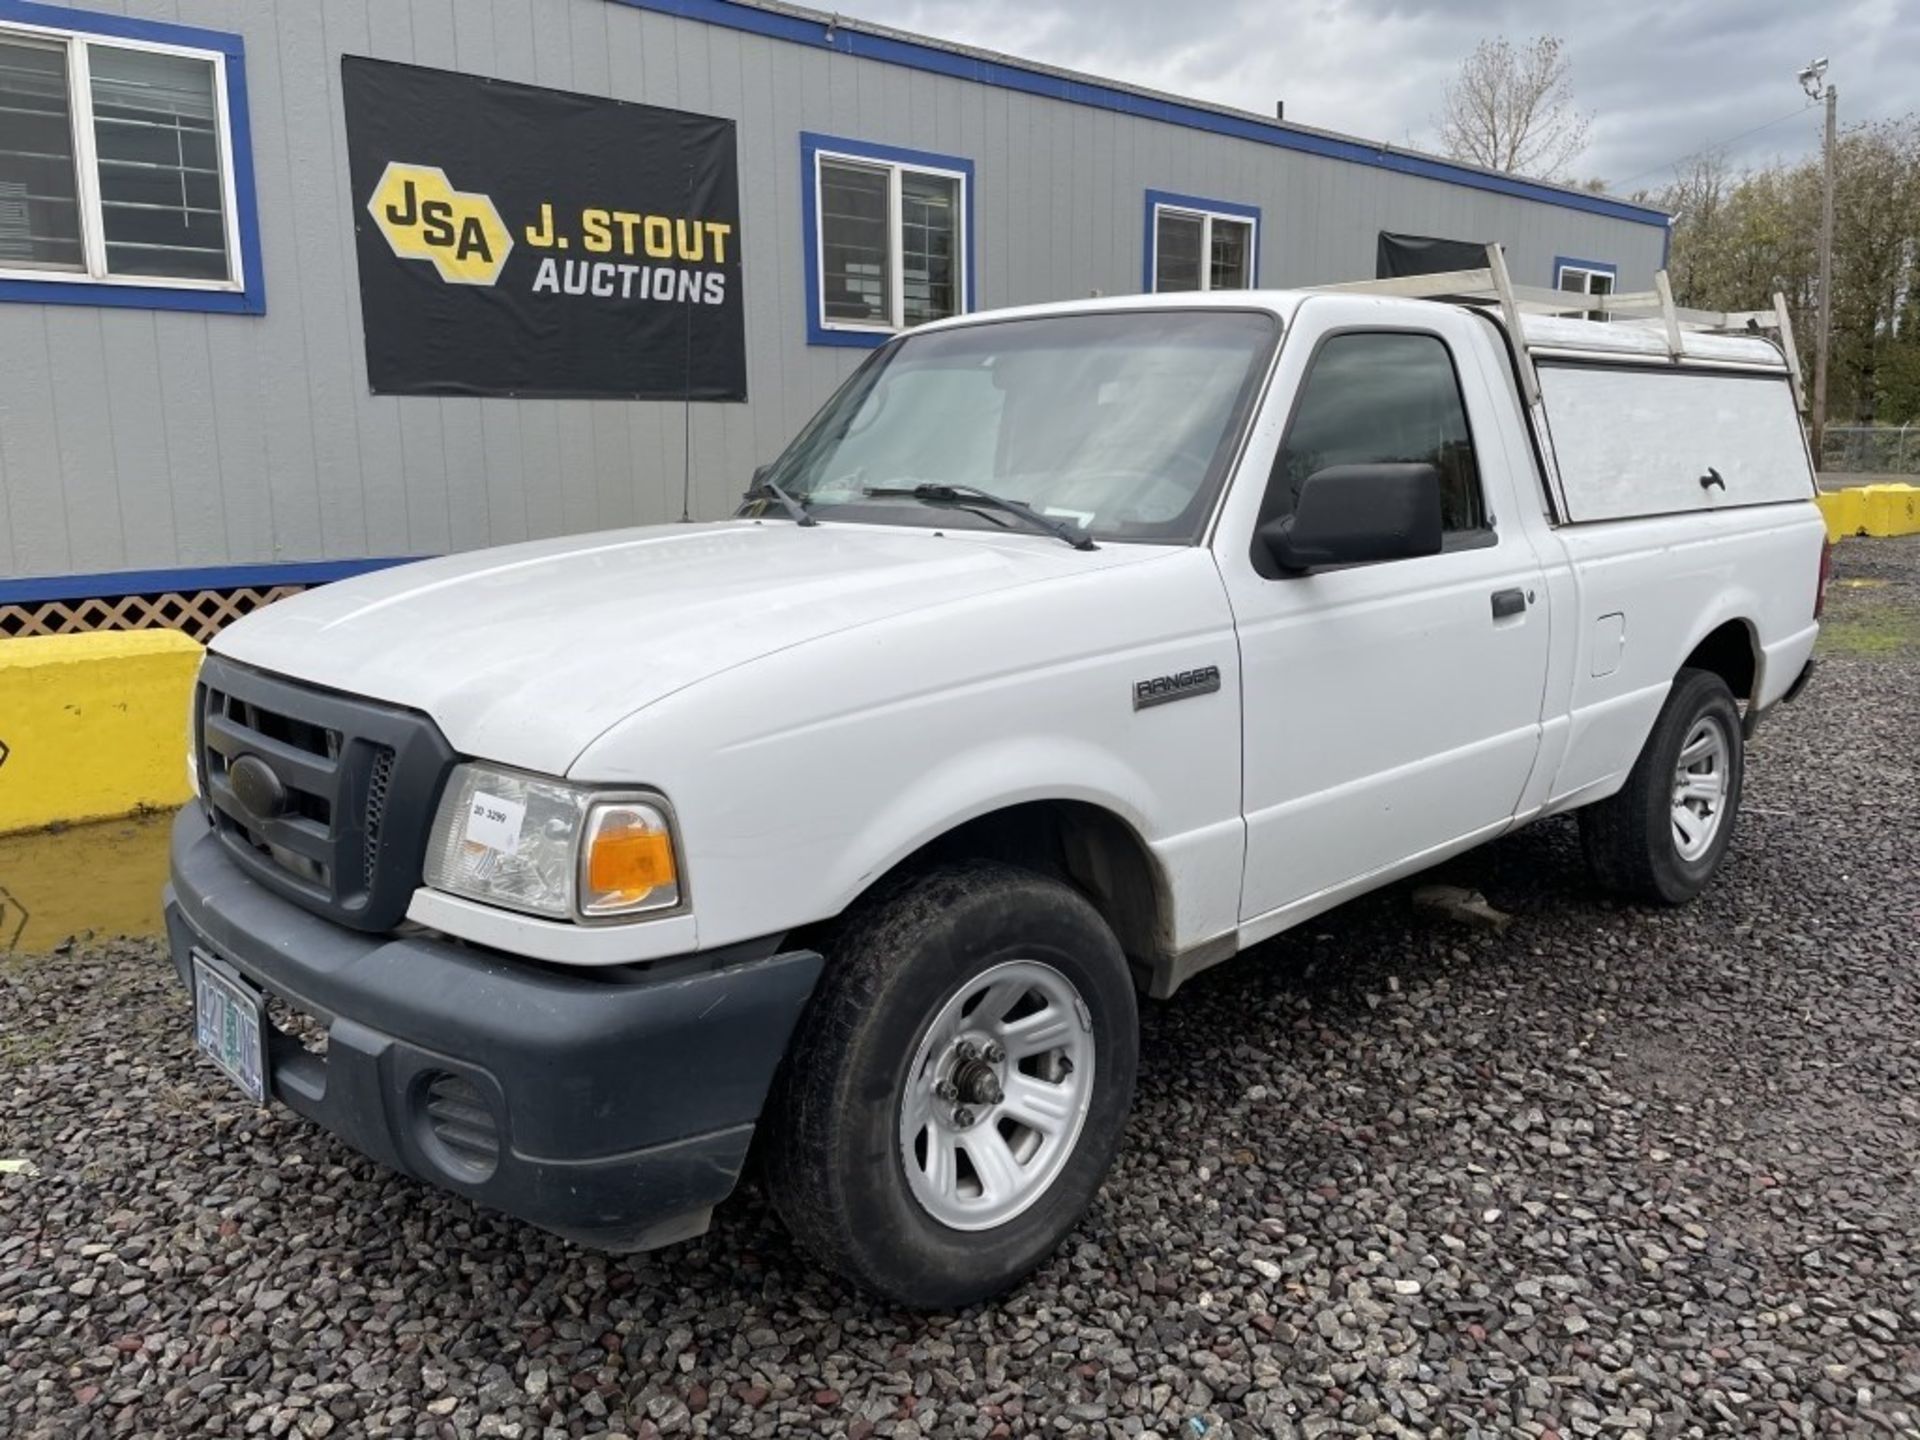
xmin=341 ymin=57 xmax=746 ymax=401
xmin=1377 ymin=231 xmax=1489 ymax=279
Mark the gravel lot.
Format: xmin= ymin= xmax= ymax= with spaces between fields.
xmin=4 ymin=537 xmax=1918 ymax=1440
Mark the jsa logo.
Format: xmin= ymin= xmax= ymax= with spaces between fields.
xmin=368 ymin=162 xmax=512 ymax=285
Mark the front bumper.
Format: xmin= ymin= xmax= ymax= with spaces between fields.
xmin=164 ymin=803 xmax=821 ymax=1250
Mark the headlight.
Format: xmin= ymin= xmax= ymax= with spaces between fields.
xmin=423 ymin=764 xmax=683 ymax=921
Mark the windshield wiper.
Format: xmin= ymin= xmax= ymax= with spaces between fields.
xmin=863 ymin=483 xmax=1097 ymax=551
xmin=744 ymin=472 xmax=818 ymax=527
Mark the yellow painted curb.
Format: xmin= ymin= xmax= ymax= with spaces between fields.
xmin=0 ymin=631 xmax=202 ymax=836
xmin=1819 ymin=483 xmax=1920 ymax=540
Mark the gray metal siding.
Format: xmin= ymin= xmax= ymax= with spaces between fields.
xmin=0 ymin=0 xmax=1667 ymax=581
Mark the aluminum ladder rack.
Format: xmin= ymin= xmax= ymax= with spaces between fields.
xmin=1308 ymin=245 xmax=1804 ymax=413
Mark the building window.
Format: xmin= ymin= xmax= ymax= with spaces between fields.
xmin=1554 ymin=257 xmax=1616 ymax=320
xmin=0 ymin=5 xmax=261 ymax=313
xmin=802 ymin=132 xmax=972 ymax=347
xmin=1146 ymin=191 xmax=1259 ymax=293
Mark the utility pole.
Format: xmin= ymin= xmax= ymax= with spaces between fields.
xmin=1799 ymin=59 xmax=1836 ymax=461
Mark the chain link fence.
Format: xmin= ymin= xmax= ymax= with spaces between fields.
xmin=1821 ymin=425 xmax=1920 ymax=476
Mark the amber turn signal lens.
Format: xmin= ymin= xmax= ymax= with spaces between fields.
xmin=588 ymin=825 xmax=674 ymax=894
xmin=580 ymin=802 xmax=681 ymax=916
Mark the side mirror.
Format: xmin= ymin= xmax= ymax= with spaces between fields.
xmin=1259 ymin=463 xmax=1444 ymax=573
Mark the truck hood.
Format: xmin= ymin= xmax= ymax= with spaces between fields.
xmin=211 ymin=520 xmax=1168 ymax=775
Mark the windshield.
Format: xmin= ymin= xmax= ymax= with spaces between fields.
xmin=756 ymin=309 xmax=1279 ymax=543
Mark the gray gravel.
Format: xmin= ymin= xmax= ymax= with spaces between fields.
xmin=5 ymin=536 xmax=1918 ymax=1440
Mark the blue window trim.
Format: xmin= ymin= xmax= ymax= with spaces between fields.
xmin=1552 ymin=255 xmax=1619 ymax=289
xmin=0 ymin=557 xmax=423 ymax=607
xmin=1143 ymin=190 xmax=1261 ymax=294
xmin=801 ymin=131 xmax=976 ymax=349
xmin=0 ymin=0 xmax=265 ymax=315
xmin=614 ymin=0 xmax=1666 ymax=231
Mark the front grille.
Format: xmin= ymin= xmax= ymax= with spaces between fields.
xmin=199 ymin=683 xmax=342 ymax=889
xmin=196 ymin=654 xmax=457 ymax=931
xmin=362 ymin=747 xmax=396 ymax=890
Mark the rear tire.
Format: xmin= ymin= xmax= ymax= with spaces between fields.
xmin=1579 ymin=667 xmax=1744 ymax=904
xmin=763 ymin=860 xmax=1138 ymax=1309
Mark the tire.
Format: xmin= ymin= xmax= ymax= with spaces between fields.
xmin=1579 ymin=667 xmax=1745 ymax=904
xmin=763 ymin=860 xmax=1138 ymax=1309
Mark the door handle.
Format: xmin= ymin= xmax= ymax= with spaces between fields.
xmin=1491 ymin=588 xmax=1527 ymax=620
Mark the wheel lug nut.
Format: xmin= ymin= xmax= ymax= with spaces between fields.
xmin=935 ymin=1080 xmax=958 ymax=1102
xmin=956 ymin=1040 xmax=978 ymax=1062
xmin=982 ymin=1042 xmax=1004 ymax=1064
xmin=953 ymin=1107 xmax=975 ymax=1128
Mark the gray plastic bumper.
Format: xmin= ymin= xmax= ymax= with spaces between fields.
xmin=164 ymin=804 xmax=821 ymax=1250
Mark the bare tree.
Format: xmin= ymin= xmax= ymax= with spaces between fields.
xmin=1654 ymin=150 xmax=1732 ymax=307
xmin=1438 ymin=36 xmax=1592 ymax=182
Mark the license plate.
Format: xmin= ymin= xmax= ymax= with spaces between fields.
xmin=192 ymin=952 xmax=267 ymax=1104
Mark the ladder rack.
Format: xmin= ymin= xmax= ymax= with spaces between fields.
xmin=1309 ymin=245 xmax=1806 ymax=413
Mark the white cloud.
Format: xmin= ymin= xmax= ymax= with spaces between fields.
xmin=839 ymin=0 xmax=1917 ymax=192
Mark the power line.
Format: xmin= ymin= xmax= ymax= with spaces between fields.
xmin=1615 ymin=100 xmax=1818 ymax=189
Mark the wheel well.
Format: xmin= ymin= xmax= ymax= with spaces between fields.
xmin=840 ymin=801 xmax=1172 ymax=986
xmin=1683 ymin=620 xmax=1757 ymax=700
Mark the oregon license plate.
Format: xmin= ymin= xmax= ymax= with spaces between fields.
xmin=192 ymin=952 xmax=266 ymax=1104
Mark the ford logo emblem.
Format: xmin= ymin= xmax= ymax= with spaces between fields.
xmin=228 ymin=754 xmax=288 ymax=822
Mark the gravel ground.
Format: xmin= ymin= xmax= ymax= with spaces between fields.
xmin=4 ymin=537 xmax=1918 ymax=1440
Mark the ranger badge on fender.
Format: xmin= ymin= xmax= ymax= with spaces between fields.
xmin=1132 ymin=664 xmax=1222 ymax=710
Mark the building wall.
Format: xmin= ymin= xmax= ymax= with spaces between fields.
xmin=0 ymin=0 xmax=1668 ymax=588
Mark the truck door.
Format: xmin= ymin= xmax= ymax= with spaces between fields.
xmin=1214 ymin=299 xmax=1551 ymax=925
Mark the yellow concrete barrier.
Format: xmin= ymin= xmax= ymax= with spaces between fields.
xmin=1861 ymin=483 xmax=1920 ymax=536
xmin=0 ymin=631 xmax=201 ymax=836
xmin=1819 ymin=483 xmax=1920 ymax=541
xmin=1816 ymin=488 xmax=1867 ymax=542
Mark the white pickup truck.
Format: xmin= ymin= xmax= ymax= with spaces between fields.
xmin=166 ymin=265 xmax=1825 ymax=1307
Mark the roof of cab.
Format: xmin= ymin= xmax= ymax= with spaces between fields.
xmin=911 ymin=290 xmax=1302 ymax=333
xmin=915 ymin=290 xmax=1789 ymax=371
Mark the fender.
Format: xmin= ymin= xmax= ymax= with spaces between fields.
xmin=1674 ymin=602 xmax=1760 ymax=695
xmin=825 ymin=737 xmax=1160 ymax=909
xmin=569 ymin=545 xmax=1247 ymax=961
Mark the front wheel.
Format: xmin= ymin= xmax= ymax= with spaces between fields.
xmin=1579 ymin=667 xmax=1745 ymax=903
xmin=763 ymin=861 xmax=1138 ymax=1308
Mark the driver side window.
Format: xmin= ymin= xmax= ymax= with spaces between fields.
xmin=1260 ymin=331 xmax=1489 ymax=541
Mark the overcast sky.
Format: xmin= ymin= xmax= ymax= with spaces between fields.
xmin=837 ymin=0 xmax=1917 ymax=195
